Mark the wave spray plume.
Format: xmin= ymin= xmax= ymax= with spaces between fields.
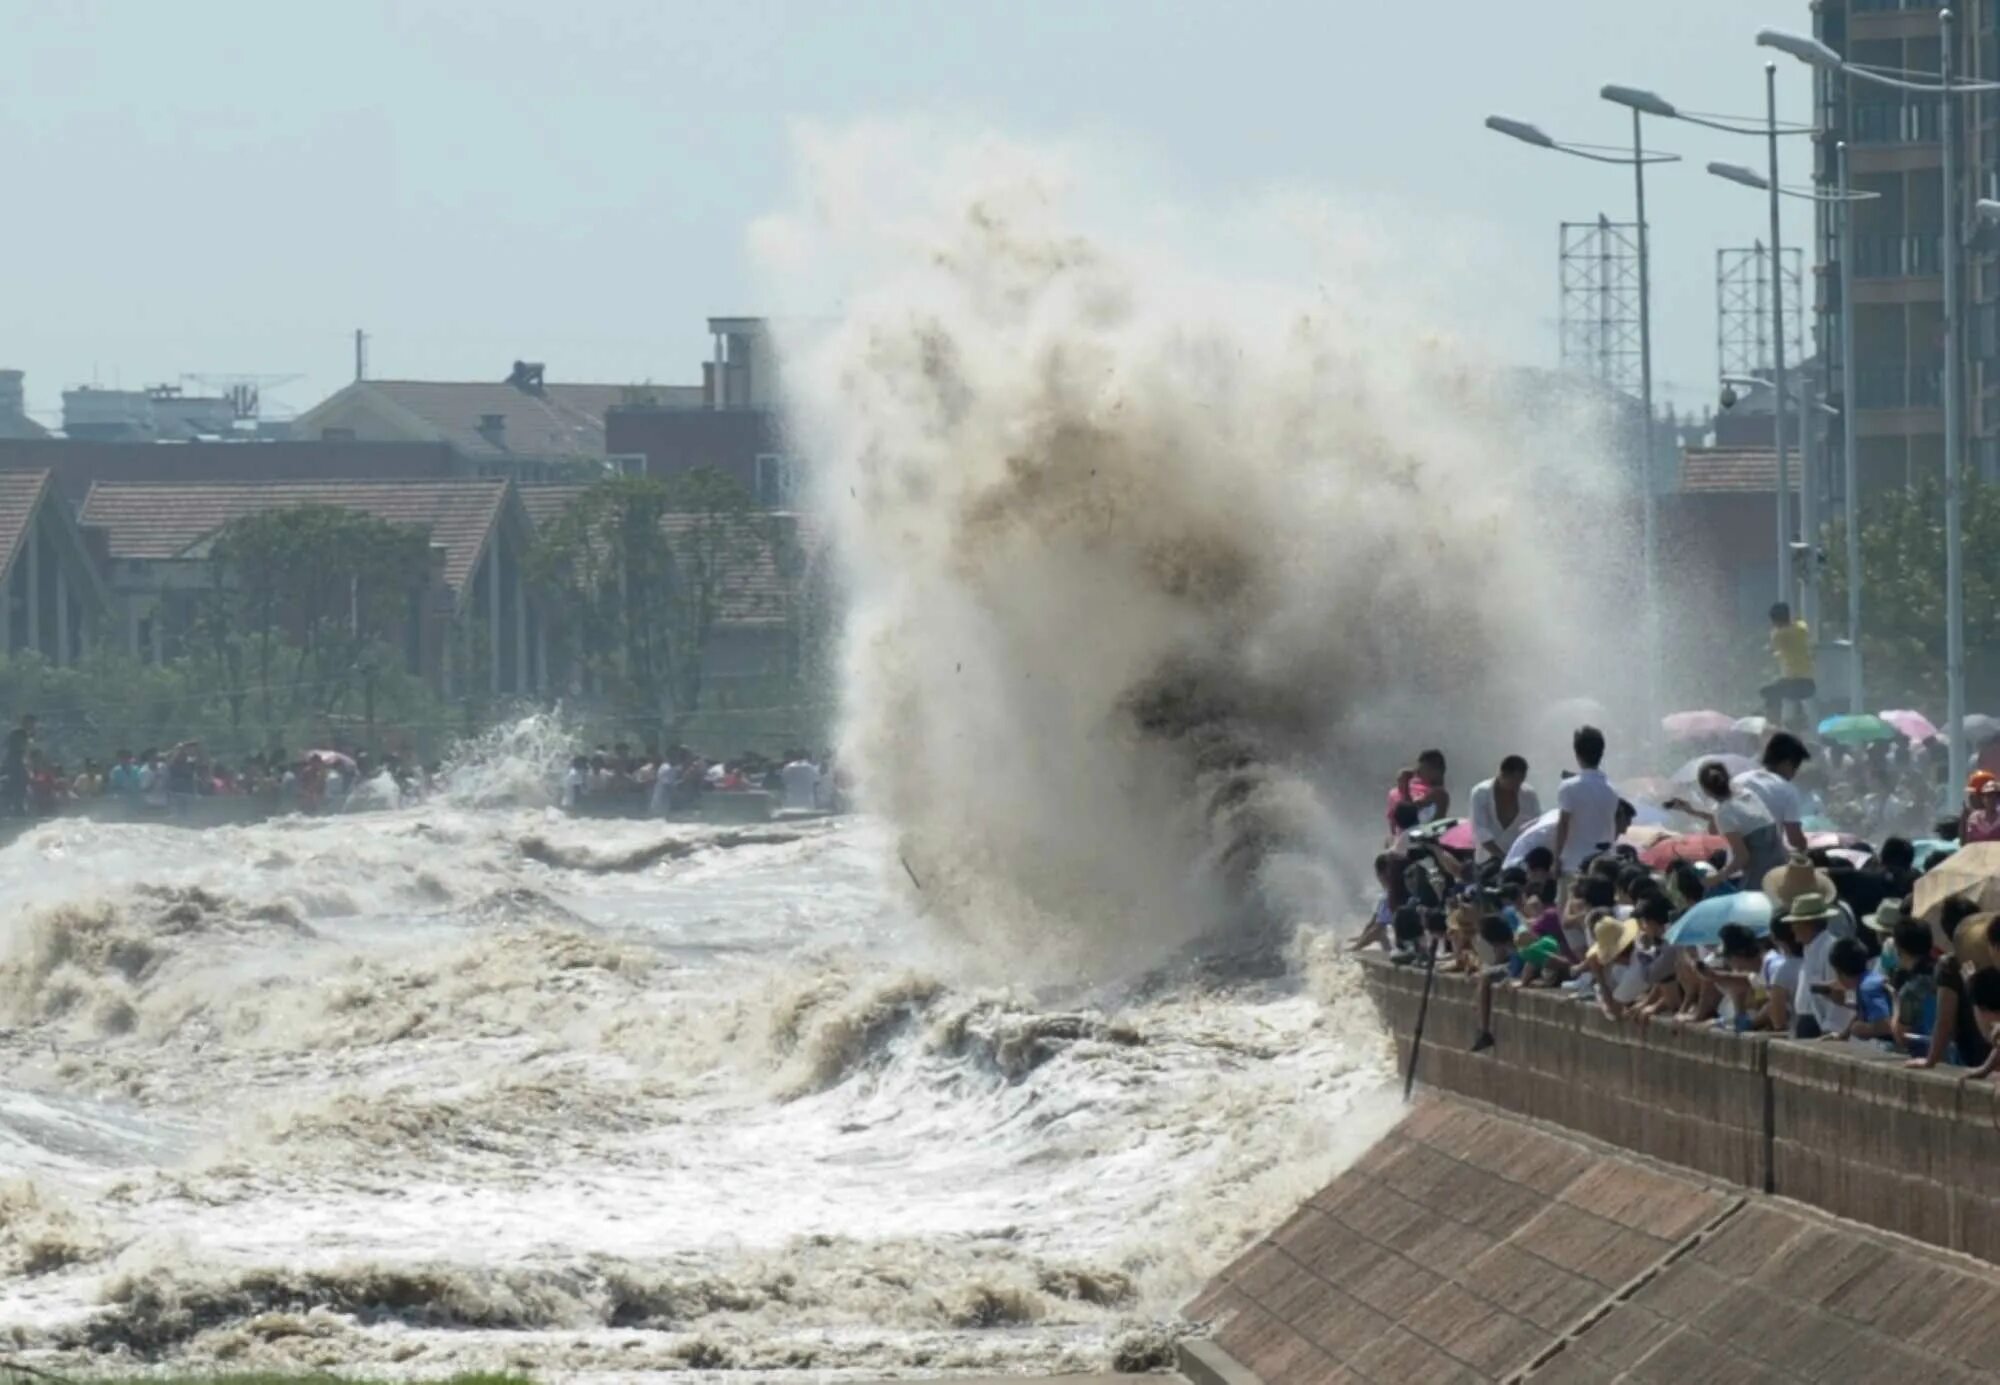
xmin=766 ymin=128 xmax=1630 ymax=979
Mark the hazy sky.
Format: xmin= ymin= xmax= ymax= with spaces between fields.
xmin=2 ymin=0 xmax=1825 ymax=425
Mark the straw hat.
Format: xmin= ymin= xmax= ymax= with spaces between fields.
xmin=1763 ymin=854 xmax=1836 ymax=907
xmin=1783 ymin=891 xmax=1837 ymax=925
xmin=1863 ymin=900 xmax=1907 ymax=935
xmin=1587 ymin=915 xmax=1640 ymax=964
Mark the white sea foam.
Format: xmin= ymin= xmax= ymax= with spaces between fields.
xmin=0 ymin=794 xmax=1397 ymax=1375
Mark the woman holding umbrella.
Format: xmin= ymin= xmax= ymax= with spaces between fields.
xmin=1667 ymin=761 xmax=1785 ymax=887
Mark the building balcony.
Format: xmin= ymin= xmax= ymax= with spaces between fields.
xmin=1853 ymin=232 xmax=1943 ymax=278
xmin=1850 ymin=101 xmax=1941 ymax=145
xmin=1855 ymin=364 xmax=1942 ymax=409
xmin=1853 ymin=364 xmax=1945 ymax=436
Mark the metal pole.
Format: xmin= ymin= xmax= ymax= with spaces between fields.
xmin=1944 ymin=8 xmax=1969 ymax=794
xmin=1839 ymin=141 xmax=1865 ymax=714
xmin=1402 ymin=935 xmax=1442 ymax=1103
xmin=1801 ymin=378 xmax=1820 ymax=634
xmin=1768 ymin=63 xmax=1795 ymax=610
xmin=1633 ymin=107 xmax=1661 ymax=742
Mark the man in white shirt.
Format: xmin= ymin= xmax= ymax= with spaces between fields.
xmin=1733 ymin=731 xmax=1812 ymax=853
xmin=1787 ymin=892 xmax=1855 ymax=1038
xmin=1553 ymin=725 xmax=1621 ymax=873
xmin=1469 ymin=755 xmax=1541 ymax=865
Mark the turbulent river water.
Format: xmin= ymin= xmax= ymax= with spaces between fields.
xmin=0 ymin=744 xmax=1397 ymax=1377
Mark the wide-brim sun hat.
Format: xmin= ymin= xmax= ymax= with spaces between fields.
xmin=1784 ymin=890 xmax=1837 ymax=925
xmin=1586 ymin=915 xmax=1640 ymax=964
xmin=1764 ymin=854 xmax=1836 ymax=907
xmin=1863 ymin=900 xmax=1907 ymax=934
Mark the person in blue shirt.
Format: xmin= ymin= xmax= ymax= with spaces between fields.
xmin=105 ymin=749 xmax=138 ymax=796
xmin=1824 ymin=936 xmax=1895 ymax=1042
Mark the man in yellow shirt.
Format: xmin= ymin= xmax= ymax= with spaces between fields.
xmin=1762 ymin=601 xmax=1816 ymax=726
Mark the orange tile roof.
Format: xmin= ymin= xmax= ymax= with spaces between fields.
xmin=519 ymin=483 xmax=588 ymax=533
xmin=661 ymin=511 xmax=802 ymax=628
xmin=0 ymin=469 xmax=51 ymax=585
xmin=517 ymin=484 xmax=805 ymax=628
xmin=79 ymin=479 xmax=510 ymax=596
xmin=1680 ymin=447 xmax=1801 ymax=495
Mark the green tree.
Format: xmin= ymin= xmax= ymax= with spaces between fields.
xmin=528 ymin=469 xmax=766 ymax=729
xmin=200 ymin=505 xmax=434 ymax=732
xmin=1823 ymin=473 xmax=2000 ymax=710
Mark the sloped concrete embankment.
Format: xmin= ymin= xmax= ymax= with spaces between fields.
xmin=1184 ymin=1097 xmax=2000 ymax=1384
xmin=1178 ymin=958 xmax=2000 ymax=1384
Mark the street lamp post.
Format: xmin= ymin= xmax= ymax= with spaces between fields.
xmin=1709 ymin=156 xmax=1878 ymax=712
xmin=1764 ymin=64 xmax=1799 ymax=631
xmin=1601 ymin=83 xmax=1815 ymax=627
xmin=1485 ymin=113 xmax=1678 ymax=740
xmin=1839 ymin=142 xmax=1863 ymax=714
xmin=1761 ymin=10 xmax=2000 ymax=799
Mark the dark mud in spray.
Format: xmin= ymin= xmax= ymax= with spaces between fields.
xmin=765 ymin=131 xmax=1630 ymax=980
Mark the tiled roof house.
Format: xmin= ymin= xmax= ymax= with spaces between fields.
xmin=0 ymin=469 xmax=110 ymax=665
xmin=79 ymin=478 xmax=542 ymax=695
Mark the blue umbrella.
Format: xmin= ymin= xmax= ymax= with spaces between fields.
xmin=1667 ymin=890 xmax=1775 ymax=947
xmin=1911 ymin=837 xmax=1961 ymax=865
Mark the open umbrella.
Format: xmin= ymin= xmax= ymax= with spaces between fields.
xmin=1964 ymin=714 xmax=2000 ymax=746
xmin=1439 ymin=820 xmax=1476 ymax=854
xmin=1642 ymin=834 xmax=1730 ymax=869
xmin=1668 ymin=753 xmax=1755 ymax=787
xmin=1667 ymin=890 xmax=1774 ymax=946
xmin=1912 ymin=837 xmax=1961 ymax=865
xmin=1879 ymin=709 xmax=1941 ymax=743
xmin=1912 ymin=841 xmax=2000 ymax=922
xmin=1663 ymin=709 xmax=1736 ymax=741
xmin=1817 ymin=713 xmax=1899 ymax=746
xmin=1621 ymin=824 xmax=1680 ymax=850
xmin=1806 ymin=830 xmax=1871 ymax=853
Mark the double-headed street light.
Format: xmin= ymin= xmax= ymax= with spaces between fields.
xmin=1601 ymin=78 xmax=1815 ymax=631
xmin=1762 ymin=10 xmax=2000 ymax=796
xmin=1707 ymin=157 xmax=1880 ymax=715
xmin=1484 ymin=113 xmax=1678 ymax=743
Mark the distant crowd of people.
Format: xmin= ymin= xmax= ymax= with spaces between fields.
xmin=560 ymin=742 xmax=847 ymax=816
xmin=0 ymin=713 xmax=428 ymax=820
xmin=1360 ymin=722 xmax=2000 ymax=1081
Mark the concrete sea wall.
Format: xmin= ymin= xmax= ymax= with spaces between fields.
xmin=1360 ymin=955 xmax=2000 ymax=1267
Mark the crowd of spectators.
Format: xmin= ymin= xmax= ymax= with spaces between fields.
xmin=1359 ymin=724 xmax=2000 ymax=1081
xmin=0 ymin=713 xmax=427 ymax=819
xmin=561 ymin=742 xmax=847 ymax=816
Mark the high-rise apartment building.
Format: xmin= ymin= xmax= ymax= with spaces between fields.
xmin=1814 ymin=0 xmax=2000 ymax=488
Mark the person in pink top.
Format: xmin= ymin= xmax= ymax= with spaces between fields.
xmin=1962 ymin=773 xmax=2000 ymax=844
xmin=1385 ymin=748 xmax=1450 ymax=840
